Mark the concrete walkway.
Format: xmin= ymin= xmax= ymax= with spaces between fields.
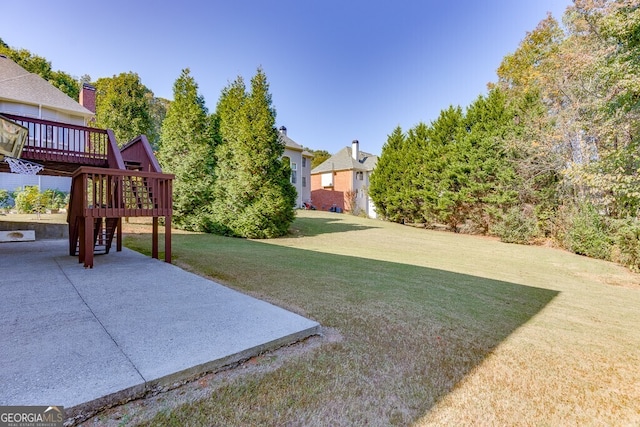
xmin=0 ymin=239 xmax=320 ymax=420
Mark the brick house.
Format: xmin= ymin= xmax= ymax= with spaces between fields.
xmin=278 ymin=126 xmax=312 ymax=209
xmin=310 ymin=140 xmax=378 ymax=218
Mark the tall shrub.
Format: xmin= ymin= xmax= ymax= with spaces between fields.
xmin=157 ymin=69 xmax=218 ymax=231
xmin=14 ymin=186 xmax=45 ymax=214
xmin=611 ymin=218 xmax=640 ymax=272
xmin=564 ymin=203 xmax=612 ymax=260
xmin=209 ymin=68 xmax=296 ymax=238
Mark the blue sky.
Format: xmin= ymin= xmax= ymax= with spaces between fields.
xmin=2 ymin=1 xmax=572 ymax=155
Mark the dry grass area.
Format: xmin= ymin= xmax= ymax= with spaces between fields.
xmin=82 ymin=211 xmax=639 ymax=426
xmin=0 ymin=212 xmax=67 ymax=223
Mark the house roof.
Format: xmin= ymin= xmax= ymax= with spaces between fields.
xmin=279 ymin=130 xmax=312 ymax=157
xmin=311 ymin=146 xmax=378 ymax=174
xmin=0 ymin=55 xmax=93 ymax=118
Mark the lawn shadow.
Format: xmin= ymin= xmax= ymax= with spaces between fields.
xmin=125 ymin=232 xmax=560 ymax=425
xmin=239 ymin=240 xmax=560 ymax=422
xmin=287 ymin=214 xmax=380 ymax=237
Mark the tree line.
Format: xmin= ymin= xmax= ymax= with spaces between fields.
xmin=156 ymin=68 xmax=296 ymax=237
xmin=0 ymin=40 xmax=296 ymax=238
xmin=370 ymin=1 xmax=640 ymax=270
xmin=4 ymin=0 xmax=640 ymax=267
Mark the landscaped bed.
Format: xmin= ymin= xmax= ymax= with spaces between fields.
xmin=82 ymin=210 xmax=639 ymax=426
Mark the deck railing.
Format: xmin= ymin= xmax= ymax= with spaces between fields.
xmin=68 ymin=166 xmax=174 ymax=268
xmin=1 ymin=114 xmax=113 ymax=167
xmin=71 ymin=167 xmax=173 ymax=217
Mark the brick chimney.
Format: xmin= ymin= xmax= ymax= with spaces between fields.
xmin=79 ymin=83 xmax=96 ymax=113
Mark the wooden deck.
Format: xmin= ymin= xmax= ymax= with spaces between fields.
xmin=0 ymin=113 xmax=113 ymax=175
xmin=68 ymin=167 xmax=173 ymax=267
xmin=1 ymin=114 xmax=174 ymax=267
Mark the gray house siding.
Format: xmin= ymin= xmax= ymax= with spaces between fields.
xmin=0 ymin=173 xmax=71 ymax=192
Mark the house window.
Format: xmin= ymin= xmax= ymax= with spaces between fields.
xmin=356 ymin=171 xmax=363 ymax=181
xmin=302 ymin=157 xmax=307 ymax=168
xmin=321 ymin=172 xmax=333 ymax=187
xmin=291 ymin=170 xmax=297 ymax=184
xmin=302 ymin=176 xmax=306 ymax=187
xmin=291 ymin=162 xmax=297 ymax=171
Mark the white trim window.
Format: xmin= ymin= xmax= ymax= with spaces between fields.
xmin=321 ymin=172 xmax=333 ymax=187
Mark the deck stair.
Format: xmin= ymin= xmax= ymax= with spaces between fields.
xmin=70 ymin=217 xmax=118 ymax=256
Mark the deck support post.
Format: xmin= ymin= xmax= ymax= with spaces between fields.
xmin=164 ymin=215 xmax=171 ymax=263
xmin=152 ymin=217 xmax=159 ymax=260
xmin=82 ymin=216 xmax=94 ymax=268
xmin=116 ymin=217 xmax=123 ymax=252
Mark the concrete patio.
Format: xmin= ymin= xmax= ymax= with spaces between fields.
xmin=0 ymin=239 xmax=320 ymax=422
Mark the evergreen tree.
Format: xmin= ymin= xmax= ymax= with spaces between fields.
xmin=404 ymin=122 xmax=434 ymax=224
xmin=422 ymin=106 xmax=468 ymax=230
xmin=94 ymin=72 xmax=154 ymax=145
xmin=157 ymin=69 xmax=217 ymax=231
xmin=147 ymin=95 xmax=170 ymax=150
xmin=210 ymin=68 xmax=296 ymax=238
xmin=369 ymin=126 xmax=408 ymax=222
xmin=462 ymin=89 xmax=519 ymax=231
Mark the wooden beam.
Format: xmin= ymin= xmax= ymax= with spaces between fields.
xmin=164 ymin=215 xmax=171 ymax=263
xmin=152 ymin=217 xmax=159 ymax=260
xmin=83 ymin=216 xmax=94 ymax=268
xmin=116 ymin=217 xmax=122 ymax=252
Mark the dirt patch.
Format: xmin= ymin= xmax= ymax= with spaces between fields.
xmin=72 ymin=327 xmax=342 ymax=427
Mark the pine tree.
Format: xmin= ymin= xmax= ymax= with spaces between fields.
xmin=146 ymin=95 xmax=170 ymax=150
xmin=420 ymin=106 xmax=467 ymax=230
xmin=461 ymin=89 xmax=519 ymax=231
xmin=210 ymin=68 xmax=296 ymax=238
xmin=369 ymin=126 xmax=407 ymax=222
xmin=157 ymin=68 xmax=217 ymax=231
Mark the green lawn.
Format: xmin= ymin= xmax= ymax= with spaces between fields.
xmin=119 ymin=210 xmax=640 ymax=426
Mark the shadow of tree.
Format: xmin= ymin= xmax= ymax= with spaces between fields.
xmin=126 ymin=232 xmax=559 ymax=426
xmin=287 ymin=215 xmax=380 ymax=237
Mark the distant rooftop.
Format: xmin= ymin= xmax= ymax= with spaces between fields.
xmin=278 ymin=126 xmax=312 ymax=157
xmin=311 ymin=145 xmax=378 ymax=173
